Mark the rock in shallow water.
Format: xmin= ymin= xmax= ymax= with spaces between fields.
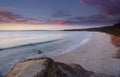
xmin=7 ymin=57 xmax=115 ymax=77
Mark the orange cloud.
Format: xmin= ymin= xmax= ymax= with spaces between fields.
xmin=52 ymin=20 xmax=64 ymax=25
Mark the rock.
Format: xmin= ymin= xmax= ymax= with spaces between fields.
xmin=113 ymin=49 xmax=120 ymax=59
xmin=69 ymin=64 xmax=94 ymax=77
xmin=111 ymin=35 xmax=120 ymax=47
xmin=7 ymin=57 xmax=115 ymax=77
xmin=37 ymin=50 xmax=43 ymax=54
xmin=7 ymin=57 xmax=53 ymax=77
xmin=111 ymin=35 xmax=120 ymax=58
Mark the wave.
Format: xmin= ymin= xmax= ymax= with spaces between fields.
xmin=0 ymin=39 xmax=61 ymax=51
xmin=46 ymin=33 xmax=92 ymax=56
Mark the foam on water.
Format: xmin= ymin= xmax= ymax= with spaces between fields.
xmin=46 ymin=32 xmax=92 ymax=56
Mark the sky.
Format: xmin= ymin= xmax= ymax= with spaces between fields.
xmin=0 ymin=0 xmax=120 ymax=30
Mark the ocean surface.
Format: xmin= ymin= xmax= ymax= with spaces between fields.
xmin=0 ymin=31 xmax=92 ymax=76
xmin=0 ymin=31 xmax=67 ymax=49
xmin=0 ymin=31 xmax=90 ymax=49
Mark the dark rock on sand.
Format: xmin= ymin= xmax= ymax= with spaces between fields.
xmin=7 ymin=57 xmax=115 ymax=77
xmin=37 ymin=50 xmax=43 ymax=54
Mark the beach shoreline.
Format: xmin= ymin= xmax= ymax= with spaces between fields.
xmin=0 ymin=31 xmax=120 ymax=77
xmin=48 ymin=32 xmax=120 ymax=77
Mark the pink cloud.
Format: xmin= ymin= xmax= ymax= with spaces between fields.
xmin=0 ymin=9 xmax=23 ymax=20
xmin=52 ymin=20 xmax=64 ymax=25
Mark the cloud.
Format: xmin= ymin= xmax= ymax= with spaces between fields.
xmin=0 ymin=8 xmax=24 ymax=20
xmin=51 ymin=20 xmax=64 ymax=25
xmin=80 ymin=0 xmax=120 ymax=15
xmin=0 ymin=8 xmax=54 ymax=24
xmin=52 ymin=9 xmax=71 ymax=18
xmin=0 ymin=8 xmax=118 ymax=25
xmin=63 ymin=14 xmax=119 ymax=25
xmin=0 ymin=8 xmax=44 ymax=24
xmin=0 ymin=8 xmax=46 ymax=24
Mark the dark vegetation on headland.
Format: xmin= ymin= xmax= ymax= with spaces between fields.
xmin=63 ymin=21 xmax=120 ymax=36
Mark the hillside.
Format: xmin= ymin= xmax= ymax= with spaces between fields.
xmin=63 ymin=21 xmax=120 ymax=36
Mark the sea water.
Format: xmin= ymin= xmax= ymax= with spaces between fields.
xmin=0 ymin=30 xmax=91 ymax=76
xmin=0 ymin=31 xmax=67 ymax=49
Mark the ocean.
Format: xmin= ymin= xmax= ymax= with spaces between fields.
xmin=0 ymin=30 xmax=91 ymax=76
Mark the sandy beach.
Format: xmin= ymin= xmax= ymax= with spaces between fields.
xmin=48 ymin=32 xmax=120 ymax=77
